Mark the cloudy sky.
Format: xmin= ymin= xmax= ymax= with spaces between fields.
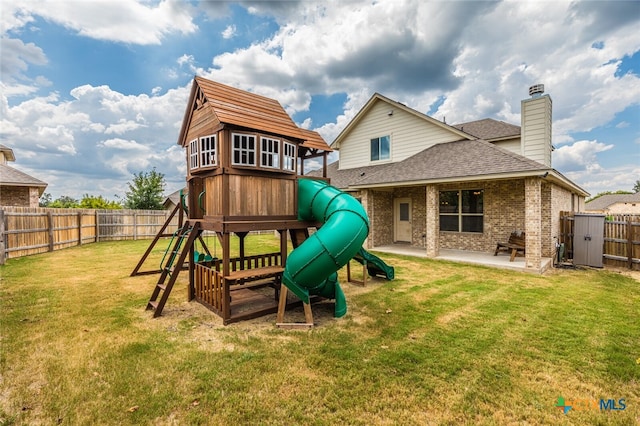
xmin=1 ymin=0 xmax=639 ymax=201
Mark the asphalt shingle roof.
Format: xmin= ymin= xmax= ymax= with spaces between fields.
xmin=451 ymin=118 xmax=520 ymax=140
xmin=316 ymin=139 xmax=549 ymax=190
xmin=585 ymin=193 xmax=640 ymax=210
xmin=0 ymin=163 xmax=47 ymax=187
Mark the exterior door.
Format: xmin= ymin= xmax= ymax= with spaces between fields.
xmin=394 ymin=198 xmax=412 ymax=243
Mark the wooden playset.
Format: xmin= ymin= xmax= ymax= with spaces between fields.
xmin=132 ymin=77 xmax=392 ymax=326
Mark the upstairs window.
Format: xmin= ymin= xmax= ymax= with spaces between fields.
xmin=439 ymin=189 xmax=484 ymax=233
xmin=370 ymin=135 xmax=390 ymax=162
xmin=189 ymin=139 xmax=199 ymax=170
xmin=232 ymin=133 xmax=256 ymax=166
xmin=260 ymin=137 xmax=280 ymax=169
xmin=283 ymin=142 xmax=296 ymax=172
xmin=199 ymin=135 xmax=217 ymax=167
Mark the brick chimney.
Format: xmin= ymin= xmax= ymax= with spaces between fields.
xmin=521 ymin=84 xmax=552 ymax=167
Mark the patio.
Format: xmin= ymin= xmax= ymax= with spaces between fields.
xmin=370 ymin=245 xmax=552 ymax=274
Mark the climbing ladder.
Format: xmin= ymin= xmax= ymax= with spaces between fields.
xmin=147 ymin=221 xmax=201 ymax=317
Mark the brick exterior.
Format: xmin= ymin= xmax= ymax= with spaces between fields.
xmin=524 ymin=178 xmax=542 ymax=270
xmin=350 ymin=178 xmax=581 ymax=266
xmin=425 ymin=185 xmax=439 ymax=257
xmin=0 ymin=186 xmax=40 ymax=207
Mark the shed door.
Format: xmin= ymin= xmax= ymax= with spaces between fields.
xmin=573 ymin=214 xmax=605 ymax=267
xmin=394 ymin=198 xmax=412 ymax=243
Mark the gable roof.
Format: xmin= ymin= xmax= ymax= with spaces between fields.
xmin=0 ymin=144 xmax=16 ymax=162
xmin=331 ymin=92 xmax=473 ymax=149
xmin=0 ymin=163 xmax=48 ymax=194
xmin=314 ymin=138 xmax=587 ymax=196
xmin=451 ymin=118 xmax=520 ymax=141
xmin=350 ymin=139 xmax=548 ymax=187
xmin=178 ymin=77 xmax=315 ymax=147
xmin=585 ymin=193 xmax=640 ymax=210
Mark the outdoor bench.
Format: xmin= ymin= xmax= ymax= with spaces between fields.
xmin=494 ymin=232 xmax=526 ymax=262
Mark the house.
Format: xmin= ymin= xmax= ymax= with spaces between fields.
xmin=585 ymin=193 xmax=640 ymax=214
xmin=0 ymin=144 xmax=47 ymax=207
xmin=320 ymin=84 xmax=588 ymax=272
xmin=162 ymin=187 xmax=186 ymax=211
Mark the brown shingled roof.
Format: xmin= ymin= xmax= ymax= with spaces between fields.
xmin=299 ymin=128 xmax=332 ymax=152
xmin=323 ymin=139 xmax=548 ymax=189
xmin=193 ymin=77 xmax=304 ymax=141
xmin=451 ymin=118 xmax=520 ymax=140
xmin=0 ymin=163 xmax=48 ymax=194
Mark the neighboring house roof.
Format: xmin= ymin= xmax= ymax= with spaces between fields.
xmin=451 ymin=118 xmax=521 ymax=141
xmin=177 ymin=77 xmax=331 ymax=152
xmin=0 ymin=144 xmax=16 ymax=162
xmin=585 ymin=193 xmax=640 ymax=211
xmin=331 ymin=93 xmax=473 ymax=149
xmin=163 ymin=188 xmax=186 ymax=208
xmin=0 ymin=163 xmax=48 ymax=195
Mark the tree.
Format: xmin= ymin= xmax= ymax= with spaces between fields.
xmin=79 ymin=194 xmax=122 ymax=209
xmin=39 ymin=193 xmax=52 ymax=207
xmin=49 ymin=195 xmax=79 ymax=208
xmin=124 ymin=168 xmax=166 ymax=210
xmin=633 ymin=179 xmax=640 ymax=193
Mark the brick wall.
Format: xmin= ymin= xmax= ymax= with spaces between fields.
xmin=0 ymin=186 xmax=35 ymax=207
xmin=392 ymin=187 xmax=426 ymax=247
xmin=438 ymin=180 xmax=525 ymax=252
xmin=368 ymin=190 xmax=394 ymax=247
xmin=524 ymin=178 xmax=542 ymax=269
xmin=359 ymin=177 xmax=577 ymax=262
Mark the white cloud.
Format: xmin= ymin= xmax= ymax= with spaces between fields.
xmin=1 ymin=82 xmax=190 ymax=198
xmin=221 ymin=25 xmax=236 ymax=39
xmin=553 ymin=140 xmax=614 ymax=173
xmin=4 ymin=0 xmax=198 ymax=45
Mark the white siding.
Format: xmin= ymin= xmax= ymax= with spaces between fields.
xmin=491 ymin=137 xmax=521 ymax=155
xmin=521 ymin=95 xmax=552 ymax=167
xmin=338 ymin=100 xmax=464 ymax=170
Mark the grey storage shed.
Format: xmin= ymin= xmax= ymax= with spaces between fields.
xmin=573 ymin=213 xmax=605 ymax=268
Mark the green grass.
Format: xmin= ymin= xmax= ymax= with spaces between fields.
xmin=1 ymin=236 xmax=639 ymax=425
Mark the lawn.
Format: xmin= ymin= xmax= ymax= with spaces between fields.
xmin=1 ymin=236 xmax=638 ymax=425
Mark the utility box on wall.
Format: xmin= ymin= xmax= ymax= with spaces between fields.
xmin=573 ymin=214 xmax=605 ymax=268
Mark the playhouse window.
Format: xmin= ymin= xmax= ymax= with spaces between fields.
xmin=283 ymin=142 xmax=296 ymax=172
xmin=189 ymin=139 xmax=199 ymax=170
xmin=439 ymin=189 xmax=483 ymax=233
xmin=199 ymin=135 xmax=217 ymax=167
xmin=232 ymin=133 xmax=256 ymax=166
xmin=260 ymin=137 xmax=280 ymax=169
xmin=370 ymin=135 xmax=390 ymax=162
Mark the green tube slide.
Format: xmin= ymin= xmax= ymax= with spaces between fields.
xmin=282 ymin=178 xmax=370 ymax=317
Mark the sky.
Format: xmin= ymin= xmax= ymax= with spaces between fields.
xmin=1 ymin=0 xmax=639 ymax=202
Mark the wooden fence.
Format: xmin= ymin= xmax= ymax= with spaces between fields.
xmin=559 ymin=212 xmax=640 ymax=270
xmin=0 ymin=206 xmax=180 ymax=264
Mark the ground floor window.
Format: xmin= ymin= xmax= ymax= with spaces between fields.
xmin=439 ymin=189 xmax=483 ymax=232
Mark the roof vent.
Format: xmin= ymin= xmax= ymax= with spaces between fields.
xmin=529 ymin=84 xmax=545 ymax=98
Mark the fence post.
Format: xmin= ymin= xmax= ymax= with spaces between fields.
xmin=0 ymin=209 xmax=5 ymax=265
xmin=77 ymin=211 xmax=83 ymax=246
xmin=133 ymin=211 xmax=138 ymax=240
xmin=627 ymin=217 xmax=633 ymax=270
xmin=47 ymin=211 xmax=54 ymax=252
xmin=95 ymin=210 xmax=100 ymax=242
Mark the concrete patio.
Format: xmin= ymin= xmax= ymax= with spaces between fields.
xmin=370 ymin=244 xmax=552 ymax=274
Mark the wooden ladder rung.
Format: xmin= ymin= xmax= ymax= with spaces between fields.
xmin=157 ymin=284 xmax=167 ymax=291
xmin=147 ymin=301 xmax=159 ymax=310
